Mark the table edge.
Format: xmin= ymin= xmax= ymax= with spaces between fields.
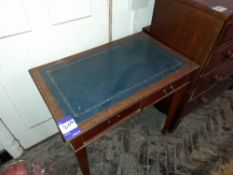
xmin=29 ymin=32 xmax=199 ymax=141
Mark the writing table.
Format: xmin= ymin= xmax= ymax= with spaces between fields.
xmin=29 ymin=33 xmax=199 ymax=175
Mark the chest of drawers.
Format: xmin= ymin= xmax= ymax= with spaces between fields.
xmin=144 ymin=0 xmax=233 ymax=121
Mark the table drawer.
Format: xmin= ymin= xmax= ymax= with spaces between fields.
xmin=204 ymin=42 xmax=233 ymax=74
xmin=70 ymin=100 xmax=142 ymax=151
xmin=70 ymin=74 xmax=193 ymax=151
xmin=142 ymin=75 xmax=191 ymax=108
xmin=217 ymin=22 xmax=233 ymax=46
xmin=192 ymin=62 xmax=233 ymax=98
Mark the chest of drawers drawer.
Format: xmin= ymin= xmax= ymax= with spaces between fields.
xmin=192 ymin=61 xmax=233 ymax=99
xmin=186 ymin=75 xmax=233 ymax=113
xmin=204 ymin=42 xmax=233 ymax=74
xmin=217 ymin=22 xmax=233 ymax=46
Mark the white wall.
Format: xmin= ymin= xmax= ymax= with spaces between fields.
xmin=0 ymin=0 xmax=155 ymax=149
xmin=0 ymin=144 xmax=3 ymax=152
xmin=112 ymin=0 xmax=155 ymax=40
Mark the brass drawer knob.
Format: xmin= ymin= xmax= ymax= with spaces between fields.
xmin=163 ymin=89 xmax=169 ymax=95
xmin=170 ymin=85 xmax=175 ymax=91
xmin=225 ymin=50 xmax=233 ymax=60
xmin=163 ymin=85 xmax=175 ymax=95
xmin=214 ymin=75 xmax=223 ymax=83
xmin=201 ymin=97 xmax=209 ymax=104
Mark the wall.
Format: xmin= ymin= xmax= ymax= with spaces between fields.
xmin=112 ymin=0 xmax=155 ymax=40
xmin=0 ymin=144 xmax=3 ymax=152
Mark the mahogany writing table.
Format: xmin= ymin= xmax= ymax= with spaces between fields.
xmin=29 ymin=33 xmax=198 ymax=175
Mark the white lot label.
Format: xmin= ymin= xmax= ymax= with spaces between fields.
xmin=212 ymin=5 xmax=228 ymax=12
xmin=58 ymin=118 xmax=78 ymax=134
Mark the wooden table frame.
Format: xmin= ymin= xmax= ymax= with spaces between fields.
xmin=29 ymin=33 xmax=199 ymax=175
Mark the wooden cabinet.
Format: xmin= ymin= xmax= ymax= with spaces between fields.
xmin=144 ymin=0 xmax=233 ymax=116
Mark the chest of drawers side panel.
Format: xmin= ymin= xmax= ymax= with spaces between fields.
xmin=150 ymin=0 xmax=224 ymax=66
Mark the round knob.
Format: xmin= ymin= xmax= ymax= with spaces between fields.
xmin=214 ymin=75 xmax=223 ymax=83
xmin=170 ymin=85 xmax=175 ymax=91
xmin=201 ymin=97 xmax=209 ymax=104
xmin=163 ymin=89 xmax=169 ymax=95
xmin=225 ymin=50 xmax=233 ymax=60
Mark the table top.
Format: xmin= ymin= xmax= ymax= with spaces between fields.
xmin=30 ymin=33 xmax=198 ymax=135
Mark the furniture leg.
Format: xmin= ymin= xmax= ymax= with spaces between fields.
xmin=162 ymin=86 xmax=188 ymax=133
xmin=75 ymin=147 xmax=90 ymax=175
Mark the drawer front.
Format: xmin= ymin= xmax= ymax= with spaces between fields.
xmin=142 ymin=75 xmax=191 ymax=108
xmin=187 ymin=76 xmax=233 ymax=113
xmin=217 ymin=22 xmax=233 ymax=46
xmin=70 ymin=101 xmax=142 ymax=151
xmin=70 ymin=74 xmax=193 ymax=150
xmin=204 ymin=42 xmax=233 ymax=74
xmin=192 ymin=62 xmax=233 ymax=98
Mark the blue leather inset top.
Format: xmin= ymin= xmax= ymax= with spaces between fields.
xmin=39 ymin=35 xmax=187 ymax=123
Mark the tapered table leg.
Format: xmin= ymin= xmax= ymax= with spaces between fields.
xmin=162 ymin=86 xmax=187 ymax=133
xmin=75 ymin=147 xmax=90 ymax=175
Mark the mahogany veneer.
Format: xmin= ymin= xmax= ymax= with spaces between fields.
xmin=144 ymin=0 xmax=233 ymax=116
